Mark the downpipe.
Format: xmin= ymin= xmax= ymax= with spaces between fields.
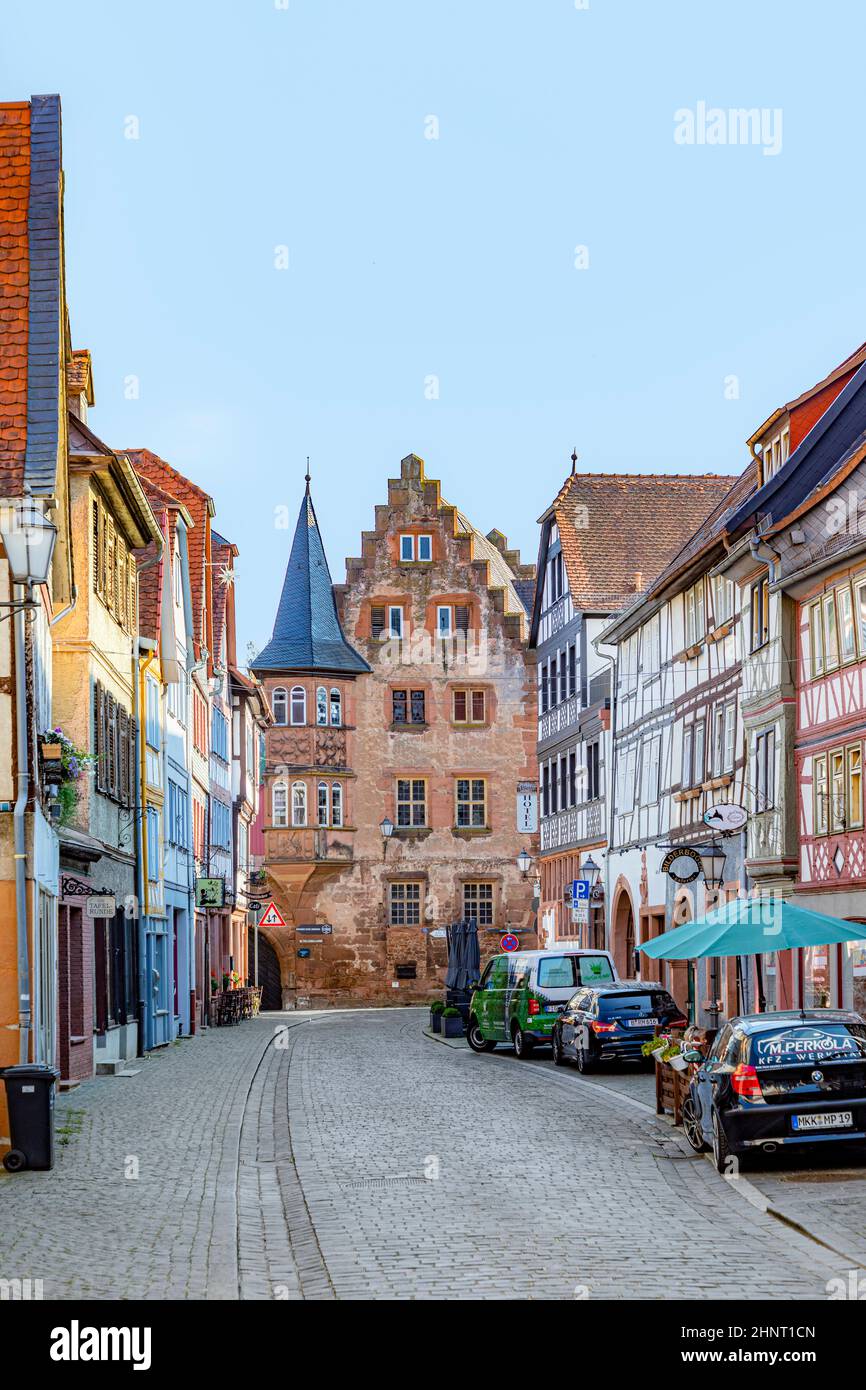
xmin=13 ymin=587 xmax=30 ymax=1063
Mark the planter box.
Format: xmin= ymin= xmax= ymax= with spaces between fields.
xmin=430 ymin=1011 xmax=442 ymax=1034
xmin=441 ymin=1015 xmax=464 ymax=1038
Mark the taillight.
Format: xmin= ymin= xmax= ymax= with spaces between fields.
xmin=670 ymin=1016 xmax=688 ymax=1028
xmin=731 ymin=1063 xmax=764 ymax=1102
xmin=590 ymin=1020 xmax=617 ymax=1034
xmin=528 ymin=998 xmax=540 ymax=1016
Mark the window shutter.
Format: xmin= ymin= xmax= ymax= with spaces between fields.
xmin=118 ymin=707 xmax=129 ymax=806
xmin=105 ymin=519 xmax=116 ymax=611
xmin=116 ymin=542 xmax=127 ymax=629
xmin=129 ymin=717 xmax=138 ymax=808
xmin=106 ymin=693 xmax=117 ymax=799
xmin=92 ymin=499 xmax=101 ymax=593
xmin=127 ymin=557 xmax=136 ymax=634
xmin=371 ymin=605 xmax=386 ymax=639
xmin=95 ymin=683 xmax=106 ymax=793
xmin=455 ymin=605 xmax=470 ymax=633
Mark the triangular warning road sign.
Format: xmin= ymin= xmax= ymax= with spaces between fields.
xmin=258 ymin=901 xmax=286 ymax=928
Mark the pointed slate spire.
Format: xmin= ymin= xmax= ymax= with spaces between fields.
xmin=252 ymin=483 xmax=370 ymax=674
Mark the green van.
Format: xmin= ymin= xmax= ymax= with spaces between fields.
xmin=466 ymin=949 xmax=618 ymax=1058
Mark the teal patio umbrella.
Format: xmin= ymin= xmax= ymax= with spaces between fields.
xmin=639 ymin=896 xmax=866 ymax=961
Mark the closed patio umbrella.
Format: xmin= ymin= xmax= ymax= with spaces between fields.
xmin=639 ymin=896 xmax=866 ymax=961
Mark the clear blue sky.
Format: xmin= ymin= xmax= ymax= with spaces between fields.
xmin=4 ymin=1 xmax=865 ymax=656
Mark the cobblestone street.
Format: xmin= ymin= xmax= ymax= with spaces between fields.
xmin=2 ymin=1008 xmax=866 ymax=1300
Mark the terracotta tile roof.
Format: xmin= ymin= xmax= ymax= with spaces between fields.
xmin=136 ymin=510 xmax=168 ymax=644
xmin=0 ymin=103 xmax=31 ymax=494
xmin=552 ymin=473 xmax=737 ymax=612
xmin=127 ymin=448 xmax=213 ymax=662
xmin=623 ymin=462 xmax=758 ymax=614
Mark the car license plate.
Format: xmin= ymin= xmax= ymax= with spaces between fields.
xmin=792 ymin=1111 xmax=853 ymax=1131
xmin=627 ymin=1017 xmax=658 ymax=1028
xmin=545 ymin=1003 xmax=562 ymax=1013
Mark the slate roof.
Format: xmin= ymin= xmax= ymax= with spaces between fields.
xmin=726 ymin=357 xmax=866 ymax=539
xmin=252 ymin=484 xmax=370 ymax=675
xmin=455 ymin=511 xmax=527 ymax=620
xmin=0 ymin=94 xmax=64 ymax=497
xmin=547 ymin=472 xmax=736 ymax=613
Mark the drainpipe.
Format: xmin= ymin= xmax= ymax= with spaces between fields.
xmin=132 ymin=543 xmax=163 ymax=1058
xmin=749 ymin=533 xmax=781 ymax=583
xmin=13 ymin=587 xmax=31 ymax=1063
xmin=592 ymin=637 xmax=618 ymax=964
xmin=49 ymin=583 xmax=77 ymax=629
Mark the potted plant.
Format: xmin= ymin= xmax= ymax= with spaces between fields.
xmin=210 ymin=976 xmax=219 ymax=996
xmin=441 ymin=1006 xmax=464 ymax=1039
xmin=661 ymin=1041 xmax=689 ymax=1071
xmin=39 ymin=727 xmax=94 ymax=826
xmin=641 ymin=1037 xmax=667 ymax=1062
xmin=429 ymin=1000 xmax=445 ymax=1033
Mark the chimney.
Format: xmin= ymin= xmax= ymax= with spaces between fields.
xmin=633 ymin=570 xmax=643 ymax=592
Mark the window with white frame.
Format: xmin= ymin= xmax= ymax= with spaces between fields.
xmin=317 ymin=781 xmax=329 ymax=826
xmin=762 ymin=425 xmax=790 ymax=483
xmin=316 ymin=686 xmax=328 ymax=725
xmin=682 ymin=723 xmax=693 ymax=788
xmin=437 ymin=605 xmax=452 ymax=639
xmin=713 ymin=575 xmax=735 ymax=627
xmin=713 ymin=702 xmax=736 ymax=775
xmin=640 ymin=733 xmax=661 ymax=805
xmin=399 ymin=533 xmax=432 ymax=562
xmin=388 ymin=605 xmax=403 ymax=639
xmin=685 ymin=580 xmax=706 ymax=648
xmin=330 ymin=688 xmax=342 ymax=726
xmin=292 ymin=781 xmax=307 ymax=826
xmin=754 ymin=728 xmax=775 ymax=810
xmin=290 ymin=686 xmax=306 ymax=725
xmin=331 ymin=781 xmax=343 ymax=827
xmin=643 ymin=614 xmax=660 ymax=678
xmin=273 ymin=781 xmax=288 ymax=827
xmin=272 ymin=687 xmax=287 ymax=725
xmin=145 ymin=675 xmax=161 ymax=750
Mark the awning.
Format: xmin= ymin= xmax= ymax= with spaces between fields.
xmin=639 ymin=897 xmax=866 ymax=961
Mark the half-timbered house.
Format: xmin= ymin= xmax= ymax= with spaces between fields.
xmin=530 ymin=469 xmax=734 ymax=952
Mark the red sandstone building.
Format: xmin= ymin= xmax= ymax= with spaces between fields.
xmin=252 ymin=454 xmax=538 ymax=1006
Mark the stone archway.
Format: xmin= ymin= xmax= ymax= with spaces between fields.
xmin=611 ymin=880 xmax=636 ymax=980
xmin=248 ymin=928 xmax=283 ymax=1011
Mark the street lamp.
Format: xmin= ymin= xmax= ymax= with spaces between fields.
xmin=0 ymin=491 xmax=57 ymax=615
xmin=380 ymin=815 xmax=394 ymax=860
xmin=516 ymin=848 xmax=532 ymax=879
xmin=581 ymin=854 xmax=601 ymax=890
xmin=698 ymin=842 xmax=726 ymax=891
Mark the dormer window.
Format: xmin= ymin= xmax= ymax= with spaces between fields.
xmin=762 ymin=425 xmax=790 ymax=484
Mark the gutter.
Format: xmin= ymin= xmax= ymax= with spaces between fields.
xmin=750 ymin=533 xmax=782 ymax=584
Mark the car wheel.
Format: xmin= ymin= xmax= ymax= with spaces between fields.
xmin=711 ymin=1109 xmax=736 ymax=1175
xmin=552 ymin=1029 xmax=568 ymax=1067
xmin=682 ymin=1095 xmax=709 ymax=1153
xmin=466 ymin=1017 xmax=496 ymax=1053
xmin=512 ymin=1023 xmax=534 ymax=1059
xmin=576 ymin=1041 xmax=595 ymax=1073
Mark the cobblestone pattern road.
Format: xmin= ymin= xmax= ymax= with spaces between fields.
xmin=1 ymin=1008 xmax=865 ymax=1300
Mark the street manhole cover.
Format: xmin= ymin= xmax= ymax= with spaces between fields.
xmin=343 ymin=1176 xmax=429 ymax=1190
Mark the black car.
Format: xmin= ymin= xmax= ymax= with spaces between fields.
xmin=551 ymin=979 xmax=687 ymax=1072
xmin=682 ymin=1009 xmax=866 ymax=1174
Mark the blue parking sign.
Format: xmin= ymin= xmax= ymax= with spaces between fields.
xmin=571 ymin=878 xmax=590 ymax=902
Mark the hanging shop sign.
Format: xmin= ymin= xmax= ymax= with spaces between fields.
xmin=195 ymin=878 xmax=225 ymax=909
xmin=660 ymin=847 xmax=702 ymax=885
xmin=85 ymin=895 xmax=116 ymax=919
xmin=516 ymin=782 xmax=538 ymax=834
xmin=703 ymin=803 xmax=748 ymax=832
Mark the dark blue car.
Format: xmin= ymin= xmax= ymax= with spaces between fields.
xmin=682 ymin=1009 xmax=866 ymax=1173
xmin=551 ymin=979 xmax=687 ymax=1072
